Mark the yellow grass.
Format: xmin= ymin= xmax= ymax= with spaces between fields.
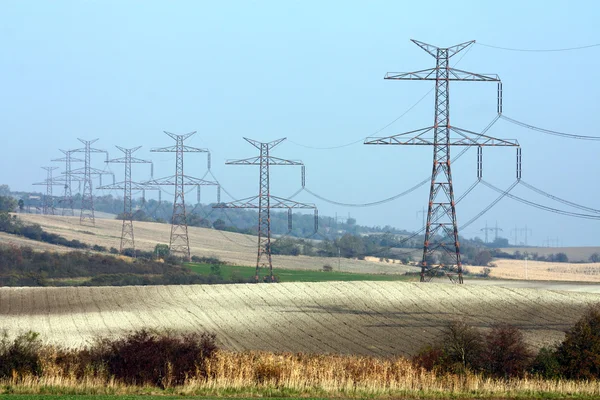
xmin=469 ymin=259 xmax=600 ymax=282
xmin=3 ymin=349 xmax=600 ymax=398
xmin=11 ymin=213 xmax=417 ymax=274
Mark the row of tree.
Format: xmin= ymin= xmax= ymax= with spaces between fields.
xmin=414 ymin=304 xmax=600 ymax=380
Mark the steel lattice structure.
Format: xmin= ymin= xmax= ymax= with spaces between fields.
xmin=71 ymin=139 xmax=111 ymax=226
xmin=52 ymin=149 xmax=84 ymax=216
xmin=147 ymin=131 xmax=217 ymax=261
xmin=32 ymin=167 xmax=59 ymax=215
xmin=213 ymin=138 xmax=317 ymax=282
xmin=98 ymin=146 xmax=154 ymax=254
xmin=365 ymin=39 xmax=519 ymax=283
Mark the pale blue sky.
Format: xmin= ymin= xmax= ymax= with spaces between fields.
xmin=1 ymin=0 xmax=598 ymax=246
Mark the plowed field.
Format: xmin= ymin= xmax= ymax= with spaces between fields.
xmin=1 ymin=281 xmax=598 ymax=356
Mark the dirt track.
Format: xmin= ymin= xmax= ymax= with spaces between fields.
xmin=1 ymin=281 xmax=598 ymax=356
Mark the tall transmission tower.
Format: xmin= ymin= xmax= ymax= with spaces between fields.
xmin=98 ymin=146 xmax=154 ymax=254
xmin=213 ymin=138 xmax=317 ymax=282
xmin=51 ymin=149 xmax=84 ymax=216
xmin=71 ymin=139 xmax=110 ymax=226
xmin=32 ymin=167 xmax=59 ymax=215
xmin=147 ymin=131 xmax=218 ymax=260
xmin=365 ymin=39 xmax=519 ymax=284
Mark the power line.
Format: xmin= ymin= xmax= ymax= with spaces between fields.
xmin=520 ymin=180 xmax=600 ymax=214
xmin=477 ymin=42 xmax=600 ymax=52
xmin=502 ymin=115 xmax=600 ymax=141
xmin=481 ymin=180 xmax=600 ymax=220
xmin=288 ymin=44 xmax=473 ymax=151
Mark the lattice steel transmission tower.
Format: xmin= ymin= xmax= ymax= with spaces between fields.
xmin=213 ymin=138 xmax=317 ymax=282
xmin=98 ymin=146 xmax=154 ymax=254
xmin=52 ymin=149 xmax=84 ymax=216
xmin=480 ymin=221 xmax=503 ymax=244
xmin=365 ymin=39 xmax=519 ymax=283
xmin=147 ymin=131 xmax=218 ymax=260
xmin=32 ymin=167 xmax=59 ymax=215
xmin=71 ymin=139 xmax=110 ymax=226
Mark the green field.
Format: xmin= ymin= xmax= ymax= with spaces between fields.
xmin=186 ymin=262 xmax=415 ymax=282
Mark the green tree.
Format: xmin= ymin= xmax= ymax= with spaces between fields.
xmin=473 ymin=250 xmax=492 ymax=266
xmin=557 ymin=304 xmax=600 ymax=379
xmin=154 ymin=244 xmax=170 ymax=258
xmin=589 ymin=253 xmax=600 ymax=263
xmin=0 ymin=196 xmax=17 ymax=212
xmin=212 ymin=219 xmax=226 ymax=230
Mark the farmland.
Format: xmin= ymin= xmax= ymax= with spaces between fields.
xmin=469 ymin=259 xmax=600 ymax=282
xmin=1 ymin=281 xmax=598 ymax=356
xmin=10 ymin=214 xmax=417 ymax=275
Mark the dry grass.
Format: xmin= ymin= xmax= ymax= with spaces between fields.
xmin=501 ymin=246 xmax=600 ymax=263
xmin=3 ymin=349 xmax=600 ymax=398
xmin=10 ymin=213 xmax=417 ymax=274
xmin=470 ymin=259 xmax=600 ymax=282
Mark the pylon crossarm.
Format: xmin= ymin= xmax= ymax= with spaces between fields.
xmin=105 ymin=156 xmax=152 ymax=164
xmin=144 ymin=175 xmax=218 ymax=186
xmin=385 ymin=68 xmax=437 ymax=80
xmin=364 ymin=127 xmax=434 ymax=144
xmin=98 ymin=182 xmax=158 ymax=191
xmin=227 ymin=156 xmax=303 ymax=166
xmin=410 ymin=39 xmax=475 ymax=58
xmin=244 ymin=137 xmax=286 ymax=150
xmin=71 ymin=167 xmax=112 ymax=175
xmin=268 ymin=196 xmax=316 ymax=209
xmin=212 ymin=196 xmax=260 ymax=209
xmin=384 ymin=68 xmax=498 ymax=82
xmin=450 ymin=127 xmax=519 ymax=146
xmin=164 ymin=130 xmax=196 ymax=141
xmin=150 ymin=145 xmax=208 ymax=153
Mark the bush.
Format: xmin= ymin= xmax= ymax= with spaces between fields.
xmin=483 ymin=323 xmax=533 ymax=378
xmin=531 ymin=346 xmax=561 ymax=379
xmin=557 ymin=304 xmax=600 ymax=379
xmin=89 ymin=329 xmax=217 ymax=387
xmin=0 ymin=330 xmax=43 ymax=379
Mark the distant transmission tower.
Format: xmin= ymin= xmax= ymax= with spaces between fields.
xmin=71 ymin=139 xmax=110 ymax=226
xmin=480 ymin=221 xmax=503 ymax=244
xmin=98 ymin=146 xmax=154 ymax=254
xmin=51 ymin=149 xmax=84 ymax=216
xmin=147 ymin=131 xmax=218 ymax=260
xmin=213 ymin=138 xmax=317 ymax=282
xmin=32 ymin=167 xmax=59 ymax=215
xmin=365 ymin=39 xmax=519 ymax=283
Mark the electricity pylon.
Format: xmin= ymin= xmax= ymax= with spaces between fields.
xmin=480 ymin=221 xmax=503 ymax=244
xmin=32 ymin=167 xmax=59 ymax=215
xmin=98 ymin=146 xmax=155 ymax=254
xmin=213 ymin=138 xmax=317 ymax=282
xmin=70 ymin=139 xmax=111 ymax=226
xmin=147 ymin=131 xmax=218 ymax=260
xmin=365 ymin=39 xmax=519 ymax=283
xmin=51 ymin=149 xmax=84 ymax=216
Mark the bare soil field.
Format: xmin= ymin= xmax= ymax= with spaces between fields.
xmin=10 ymin=214 xmax=418 ymax=274
xmin=469 ymin=259 xmax=600 ymax=282
xmin=500 ymin=246 xmax=600 ymax=262
xmin=0 ymin=281 xmax=598 ymax=356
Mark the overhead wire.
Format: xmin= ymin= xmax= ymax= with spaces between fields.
xmin=501 ymin=115 xmax=600 ymax=141
xmin=476 ymin=42 xmax=600 ymax=52
xmin=519 ymin=180 xmax=600 ymax=214
xmin=481 ymin=180 xmax=600 ymax=220
xmin=288 ymin=42 xmax=474 ymax=151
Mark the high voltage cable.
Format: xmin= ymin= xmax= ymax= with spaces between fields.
xmin=481 ymin=180 xmax=600 ymax=220
xmin=477 ymin=42 xmax=600 ymax=52
xmin=304 ymin=177 xmax=430 ymax=207
xmin=459 ymin=180 xmax=518 ymax=230
xmin=520 ymin=180 xmax=600 ymax=214
xmin=502 ymin=115 xmax=600 ymax=141
xmin=289 ymin=45 xmax=473 ymax=151
xmin=301 ymin=146 xmax=473 ymax=208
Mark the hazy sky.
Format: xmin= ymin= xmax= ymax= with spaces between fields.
xmin=1 ymin=0 xmax=599 ymax=246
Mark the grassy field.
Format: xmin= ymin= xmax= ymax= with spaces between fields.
xmin=186 ymin=262 xmax=416 ymax=282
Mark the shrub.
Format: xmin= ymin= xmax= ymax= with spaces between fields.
xmin=531 ymin=346 xmax=561 ymax=379
xmin=89 ymin=329 xmax=217 ymax=387
xmin=483 ymin=323 xmax=533 ymax=378
xmin=0 ymin=330 xmax=43 ymax=379
xmin=322 ymin=264 xmax=333 ymax=272
xmin=557 ymin=304 xmax=600 ymax=379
